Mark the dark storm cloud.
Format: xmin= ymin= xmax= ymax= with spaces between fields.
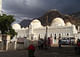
xmin=2 ymin=0 xmax=80 ymax=22
xmin=3 ymin=0 xmax=45 ymax=17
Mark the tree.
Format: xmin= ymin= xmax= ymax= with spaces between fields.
xmin=0 ymin=14 xmax=17 ymax=39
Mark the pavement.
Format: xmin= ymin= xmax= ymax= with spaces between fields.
xmin=35 ymin=47 xmax=80 ymax=57
xmin=0 ymin=46 xmax=80 ymax=57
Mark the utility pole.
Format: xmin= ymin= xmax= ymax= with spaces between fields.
xmin=45 ymin=16 xmax=48 ymax=40
xmin=44 ymin=15 xmax=48 ymax=49
xmin=46 ymin=16 xmax=48 ymax=40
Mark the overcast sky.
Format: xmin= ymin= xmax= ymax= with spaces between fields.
xmin=2 ymin=0 xmax=80 ymax=23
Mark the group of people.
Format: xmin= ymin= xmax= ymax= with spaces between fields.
xmin=27 ymin=36 xmax=62 ymax=57
xmin=27 ymin=37 xmax=53 ymax=57
xmin=38 ymin=37 xmax=53 ymax=49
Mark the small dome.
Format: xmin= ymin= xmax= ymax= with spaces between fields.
xmin=22 ymin=27 xmax=25 ymax=30
xmin=66 ymin=22 xmax=72 ymax=26
xmin=51 ymin=17 xmax=65 ymax=26
xmin=31 ymin=19 xmax=41 ymax=24
xmin=12 ymin=23 xmax=21 ymax=30
xmin=31 ymin=19 xmax=42 ymax=28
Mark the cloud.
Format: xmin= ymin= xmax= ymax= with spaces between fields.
xmin=2 ymin=0 xmax=80 ymax=23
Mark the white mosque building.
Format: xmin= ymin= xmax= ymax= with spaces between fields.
xmin=12 ymin=17 xmax=78 ymax=45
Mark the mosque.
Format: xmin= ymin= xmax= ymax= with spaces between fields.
xmin=12 ymin=17 xmax=78 ymax=46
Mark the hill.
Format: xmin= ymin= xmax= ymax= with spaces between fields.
xmin=19 ymin=19 xmax=32 ymax=28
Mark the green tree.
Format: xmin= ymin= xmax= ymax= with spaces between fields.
xmin=0 ymin=14 xmax=17 ymax=39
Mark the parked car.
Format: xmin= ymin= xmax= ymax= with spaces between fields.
xmin=61 ymin=38 xmax=70 ymax=45
xmin=75 ymin=39 xmax=80 ymax=54
xmin=60 ymin=37 xmax=75 ymax=45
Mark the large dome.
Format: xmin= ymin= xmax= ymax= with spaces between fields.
xmin=31 ymin=19 xmax=42 ymax=28
xmin=66 ymin=22 xmax=72 ymax=26
xmin=51 ymin=17 xmax=65 ymax=26
xmin=12 ymin=23 xmax=21 ymax=30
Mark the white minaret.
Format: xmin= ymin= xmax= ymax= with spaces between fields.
xmin=0 ymin=0 xmax=2 ymax=15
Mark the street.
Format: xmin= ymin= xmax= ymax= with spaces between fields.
xmin=0 ymin=47 xmax=80 ymax=57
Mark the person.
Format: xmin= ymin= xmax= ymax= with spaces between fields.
xmin=43 ymin=38 xmax=48 ymax=49
xmin=38 ymin=39 xmax=44 ymax=49
xmin=48 ymin=37 xmax=50 ymax=48
xmin=40 ymin=39 xmax=44 ymax=49
xmin=27 ymin=44 xmax=35 ymax=57
xmin=58 ymin=39 xmax=62 ymax=48
xmin=58 ymin=34 xmax=62 ymax=48
xmin=50 ymin=37 xmax=53 ymax=47
xmin=38 ymin=39 xmax=41 ymax=49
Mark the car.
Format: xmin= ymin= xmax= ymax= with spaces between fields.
xmin=75 ymin=39 xmax=80 ymax=54
xmin=70 ymin=38 xmax=75 ymax=45
xmin=60 ymin=38 xmax=70 ymax=45
xmin=60 ymin=37 xmax=75 ymax=45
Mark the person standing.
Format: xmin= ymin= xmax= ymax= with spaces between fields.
xmin=27 ymin=44 xmax=35 ymax=57
xmin=58 ymin=39 xmax=61 ymax=48
xmin=48 ymin=37 xmax=50 ymax=48
xmin=58 ymin=34 xmax=62 ymax=48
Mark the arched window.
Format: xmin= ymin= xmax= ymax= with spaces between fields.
xmin=50 ymin=34 xmax=53 ymax=38
xmin=59 ymin=34 xmax=61 ymax=39
xmin=38 ymin=34 xmax=40 ymax=40
xmin=54 ymin=34 xmax=56 ymax=39
xmin=67 ymin=33 xmax=69 ymax=36
xmin=31 ymin=34 xmax=34 ymax=40
xmin=31 ymin=36 xmax=33 ymax=40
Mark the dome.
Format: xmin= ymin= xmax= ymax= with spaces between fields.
xmin=31 ymin=19 xmax=42 ymax=28
xmin=22 ymin=27 xmax=25 ymax=30
xmin=66 ymin=22 xmax=72 ymax=26
xmin=51 ymin=17 xmax=65 ymax=26
xmin=12 ymin=23 xmax=21 ymax=30
xmin=32 ymin=19 xmax=41 ymax=23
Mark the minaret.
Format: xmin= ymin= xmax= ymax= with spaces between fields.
xmin=0 ymin=0 xmax=2 ymax=15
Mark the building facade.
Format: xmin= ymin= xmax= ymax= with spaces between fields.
xmin=12 ymin=18 xmax=78 ymax=46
